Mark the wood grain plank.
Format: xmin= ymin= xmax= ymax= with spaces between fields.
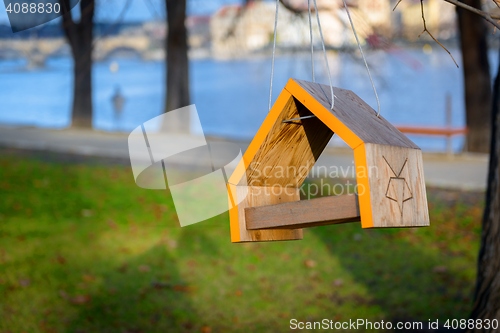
xmin=229 ymin=89 xmax=295 ymax=187
xmin=229 ymin=184 xmax=303 ymax=242
xmin=245 ymin=195 xmax=360 ymax=230
xmin=397 ymin=126 xmax=467 ymax=136
xmin=245 ymin=95 xmax=334 ymax=188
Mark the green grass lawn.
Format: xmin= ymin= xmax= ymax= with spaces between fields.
xmin=0 ymin=149 xmax=483 ymax=332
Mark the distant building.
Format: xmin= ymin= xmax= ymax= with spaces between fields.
xmin=210 ymin=3 xmax=278 ymax=58
xmin=210 ymin=0 xmax=457 ymax=58
xmin=210 ymin=1 xmax=346 ymax=59
xmin=356 ymin=0 xmax=393 ymax=36
xmin=187 ymin=16 xmax=211 ymax=49
xmin=391 ymin=0 xmax=456 ymax=40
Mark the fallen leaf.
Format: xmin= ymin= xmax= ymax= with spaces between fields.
xmin=333 ymin=279 xmax=344 ymax=287
xmin=18 ymin=279 xmax=30 ymax=287
xmin=433 ymin=266 xmax=448 ymax=274
xmin=107 ymin=219 xmax=118 ymax=229
xmin=122 ymin=329 xmax=143 ymax=333
xmin=71 ymin=294 xmax=91 ymax=305
xmin=138 ymin=287 xmax=149 ymax=298
xmin=304 ymin=259 xmax=316 ymax=268
xmin=55 ymin=255 xmax=66 ymax=265
xmin=117 ymin=263 xmax=128 ymax=273
xmin=138 ymin=265 xmax=151 ymax=273
xmin=316 ymin=293 xmax=327 ymax=299
xmin=183 ymin=322 xmax=194 ymax=330
xmin=59 ymin=290 xmax=69 ymax=300
xmin=173 ymin=284 xmax=193 ymax=293
xmin=167 ymin=239 xmax=177 ymax=249
xmin=153 ymin=204 xmax=163 ymax=220
xmin=81 ymin=209 xmax=93 ymax=217
xmin=226 ymin=266 xmax=236 ymax=276
xmin=200 ymin=325 xmax=212 ymax=333
xmin=151 ymin=281 xmax=170 ymax=289
xmin=82 ymin=274 xmax=96 ymax=283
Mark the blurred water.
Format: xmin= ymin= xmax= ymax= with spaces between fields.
xmin=0 ymin=47 xmax=495 ymax=152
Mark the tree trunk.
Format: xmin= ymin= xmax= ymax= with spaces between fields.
xmin=163 ymin=0 xmax=190 ymax=133
xmin=60 ymin=0 xmax=94 ymax=129
xmin=457 ymin=0 xmax=491 ymax=153
xmin=469 ymin=46 xmax=500 ymax=328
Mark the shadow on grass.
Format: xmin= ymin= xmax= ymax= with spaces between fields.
xmin=64 ymin=244 xmax=201 ymax=333
xmin=296 ymin=174 xmax=477 ymax=315
xmin=306 ymin=189 xmax=477 ymax=329
xmin=0 ymin=150 xmax=205 ymax=333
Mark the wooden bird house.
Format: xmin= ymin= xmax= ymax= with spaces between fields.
xmin=227 ymin=78 xmax=429 ymax=243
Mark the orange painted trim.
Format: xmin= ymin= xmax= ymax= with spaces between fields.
xmin=354 ymin=144 xmax=373 ymax=228
xmin=227 ymin=183 xmax=241 ymax=242
xmin=285 ymin=79 xmax=364 ymax=150
xmin=227 ymin=89 xmax=294 ymax=243
xmin=227 ymin=89 xmax=294 ymax=186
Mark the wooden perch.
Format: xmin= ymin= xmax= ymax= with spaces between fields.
xmin=228 ymin=78 xmax=429 ymax=243
xmin=245 ymin=195 xmax=360 ymax=230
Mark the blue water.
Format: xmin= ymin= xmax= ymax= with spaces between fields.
xmin=0 ymin=47 xmax=494 ymax=152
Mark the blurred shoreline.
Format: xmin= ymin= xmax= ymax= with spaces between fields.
xmin=0 ymin=124 xmax=488 ymax=191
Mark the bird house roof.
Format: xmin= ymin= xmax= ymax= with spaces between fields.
xmin=227 ymin=78 xmax=429 ymax=243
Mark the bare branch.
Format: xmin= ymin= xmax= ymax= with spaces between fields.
xmin=393 ymin=0 xmax=403 ymax=11
xmin=418 ymin=0 xmax=459 ymax=67
xmin=221 ymin=4 xmax=249 ymax=41
xmin=279 ymin=0 xmax=331 ymax=14
xmin=394 ymin=0 xmax=500 ymax=29
xmin=279 ymin=0 xmax=306 ymax=14
xmin=222 ymin=0 xmax=321 ymax=42
xmin=92 ymin=0 xmax=132 ymax=47
xmin=443 ymin=0 xmax=500 ymax=30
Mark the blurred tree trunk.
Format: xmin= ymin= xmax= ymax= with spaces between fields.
xmin=457 ymin=0 xmax=491 ymax=153
xmin=163 ymin=0 xmax=190 ymax=132
xmin=469 ymin=46 xmax=500 ymax=326
xmin=60 ymin=0 xmax=95 ymax=129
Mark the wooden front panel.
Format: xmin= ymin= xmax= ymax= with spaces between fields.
xmin=355 ymin=143 xmax=430 ymax=228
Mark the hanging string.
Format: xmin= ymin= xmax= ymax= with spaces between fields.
xmin=312 ymin=0 xmax=334 ymax=110
xmin=341 ymin=0 xmax=381 ymax=117
xmin=308 ymin=0 xmax=315 ymax=82
xmin=269 ymin=0 xmax=280 ymax=111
